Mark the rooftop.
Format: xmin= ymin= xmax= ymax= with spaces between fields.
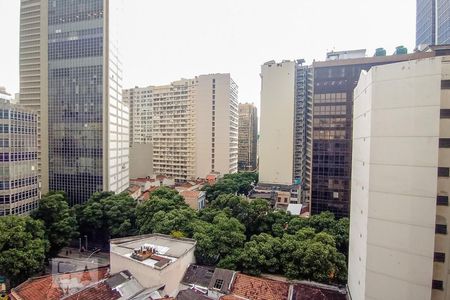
xmin=222 ymin=273 xmax=290 ymax=300
xmin=177 ymin=289 xmax=213 ymax=300
xmin=292 ymin=281 xmax=347 ymax=300
xmin=10 ymin=267 xmax=110 ymax=300
xmin=111 ymin=234 xmax=196 ymax=271
xmin=181 ymin=264 xmax=236 ymax=295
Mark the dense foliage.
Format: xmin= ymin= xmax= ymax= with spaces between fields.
xmin=0 ymin=172 xmax=349 ymax=287
xmin=32 ymin=191 xmax=78 ymax=258
xmin=202 ymin=172 xmax=258 ymax=202
xmin=0 ymin=216 xmax=48 ymax=286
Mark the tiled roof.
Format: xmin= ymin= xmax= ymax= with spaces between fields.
xmin=181 ymin=265 xmax=215 ymax=288
xmin=180 ymin=190 xmax=201 ymax=198
xmin=224 ymin=273 xmax=290 ymax=300
xmin=208 ymin=268 xmax=235 ymax=294
xmin=128 ymin=185 xmax=141 ymax=193
xmin=292 ymin=282 xmax=347 ymax=300
xmin=64 ymin=282 xmax=120 ymax=300
xmin=176 ymin=289 xmax=212 ymax=300
xmin=10 ymin=267 xmax=109 ymax=300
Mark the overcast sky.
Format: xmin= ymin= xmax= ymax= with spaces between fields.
xmin=0 ymin=0 xmax=415 ymax=110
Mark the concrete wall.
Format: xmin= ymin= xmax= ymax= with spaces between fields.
xmin=348 ymin=57 xmax=445 ymax=300
xmin=259 ymin=61 xmax=295 ymax=185
xmin=110 ymin=249 xmax=195 ymax=297
xmin=129 ymin=143 xmax=153 ymax=178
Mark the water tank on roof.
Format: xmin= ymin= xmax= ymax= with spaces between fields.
xmin=374 ymin=48 xmax=386 ymax=56
xmin=394 ymin=46 xmax=408 ymax=55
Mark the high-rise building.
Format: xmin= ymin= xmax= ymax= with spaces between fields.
xmin=20 ymin=0 xmax=129 ymax=205
xmin=126 ymin=73 xmax=238 ymax=181
xmin=123 ymin=87 xmax=153 ymax=145
xmin=238 ymin=103 xmax=258 ymax=171
xmin=348 ymin=55 xmax=450 ymax=300
xmin=19 ymin=0 xmax=48 ymax=194
xmin=259 ymin=60 xmax=296 ymax=186
xmin=416 ymin=0 xmax=450 ymax=46
xmin=294 ymin=62 xmax=313 ymax=195
xmin=309 ymin=49 xmax=448 ymax=218
xmin=437 ymin=0 xmax=450 ymax=44
xmin=0 ymin=99 xmax=39 ymax=216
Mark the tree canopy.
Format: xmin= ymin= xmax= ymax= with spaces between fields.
xmin=0 ymin=216 xmax=48 ymax=286
xmin=31 ymin=191 xmax=78 ymax=258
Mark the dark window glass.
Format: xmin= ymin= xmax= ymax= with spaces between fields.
xmin=433 ymin=280 xmax=444 ymax=290
xmin=436 ymin=224 xmax=447 ymax=234
xmin=438 ymin=167 xmax=450 ymax=177
xmin=437 ymin=195 xmax=449 ymax=206
xmin=440 ymin=109 xmax=450 ymax=118
xmin=439 ymin=138 xmax=450 ymax=148
xmin=442 ymin=80 xmax=450 ymax=90
xmin=434 ymin=252 xmax=446 ymax=262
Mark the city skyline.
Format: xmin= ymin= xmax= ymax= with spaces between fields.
xmin=1 ymin=0 xmax=416 ymax=112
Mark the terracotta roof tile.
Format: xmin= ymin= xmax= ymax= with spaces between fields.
xmin=64 ymin=282 xmax=121 ymax=300
xmin=226 ymin=273 xmax=290 ymax=300
xmin=10 ymin=267 xmax=109 ymax=300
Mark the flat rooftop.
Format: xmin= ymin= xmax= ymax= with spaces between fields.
xmin=110 ymin=234 xmax=196 ymax=270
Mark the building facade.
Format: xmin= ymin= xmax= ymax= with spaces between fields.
xmin=294 ymin=62 xmax=313 ymax=196
xmin=309 ymin=49 xmax=446 ymax=218
xmin=416 ymin=0 xmax=450 ymax=46
xmin=259 ymin=60 xmax=296 ymax=186
xmin=19 ymin=0 xmax=48 ymax=194
xmin=437 ymin=0 xmax=450 ymax=44
xmin=126 ymin=74 xmax=238 ymax=182
xmin=348 ymin=55 xmax=450 ymax=300
xmin=0 ymin=100 xmax=39 ymax=216
xmin=20 ymin=0 xmax=129 ymax=205
xmin=238 ymin=103 xmax=258 ymax=171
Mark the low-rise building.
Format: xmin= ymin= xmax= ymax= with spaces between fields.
xmin=110 ymin=234 xmax=196 ymax=297
xmin=179 ymin=265 xmax=236 ymax=299
xmin=180 ymin=190 xmax=206 ymax=210
xmin=9 ymin=267 xmax=110 ymax=300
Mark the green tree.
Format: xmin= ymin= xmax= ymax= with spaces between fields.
xmin=136 ymin=188 xmax=189 ymax=234
xmin=77 ymin=192 xmax=137 ymax=241
xmin=281 ymin=230 xmax=347 ymax=284
xmin=237 ymin=233 xmax=283 ymax=275
xmin=145 ymin=208 xmax=198 ymax=236
xmin=202 ymin=172 xmax=258 ymax=202
xmin=193 ymin=213 xmax=246 ymax=265
xmin=32 ymin=191 xmax=78 ymax=258
xmin=0 ymin=216 xmax=48 ymax=286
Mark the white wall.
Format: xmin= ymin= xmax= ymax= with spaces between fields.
xmin=348 ymin=57 xmax=444 ymax=300
xmin=259 ymin=61 xmax=295 ymax=185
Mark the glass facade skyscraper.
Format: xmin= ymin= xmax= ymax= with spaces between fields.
xmin=45 ymin=0 xmax=129 ymax=205
xmin=416 ymin=0 xmax=450 ymax=46
xmin=437 ymin=0 xmax=450 ymax=44
xmin=416 ymin=0 xmax=436 ymax=46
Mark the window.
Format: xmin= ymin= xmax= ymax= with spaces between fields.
xmin=437 ymin=196 xmax=449 ymax=206
xmin=432 ymin=280 xmax=444 ymax=290
xmin=442 ymin=80 xmax=450 ymax=90
xmin=434 ymin=252 xmax=445 ymax=263
xmin=436 ymin=224 xmax=447 ymax=235
xmin=213 ymin=279 xmax=224 ymax=290
xmin=438 ymin=167 xmax=449 ymax=177
xmin=441 ymin=109 xmax=450 ymax=119
xmin=439 ymin=139 xmax=450 ymax=148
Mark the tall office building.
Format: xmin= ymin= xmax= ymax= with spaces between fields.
xmin=416 ymin=0 xmax=450 ymax=46
xmin=126 ymin=73 xmax=238 ymax=181
xmin=348 ymin=55 xmax=450 ymax=300
xmin=238 ymin=103 xmax=258 ymax=171
xmin=309 ymin=49 xmax=448 ymax=218
xmin=0 ymin=99 xmax=39 ymax=216
xmin=20 ymin=0 xmax=129 ymax=205
xmin=259 ymin=60 xmax=296 ymax=186
xmin=19 ymin=0 xmax=48 ymax=194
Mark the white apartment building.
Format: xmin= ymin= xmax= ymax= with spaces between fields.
xmin=348 ymin=56 xmax=450 ymax=300
xmin=125 ymin=73 xmax=238 ymax=182
xmin=259 ymin=60 xmax=296 ymax=185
